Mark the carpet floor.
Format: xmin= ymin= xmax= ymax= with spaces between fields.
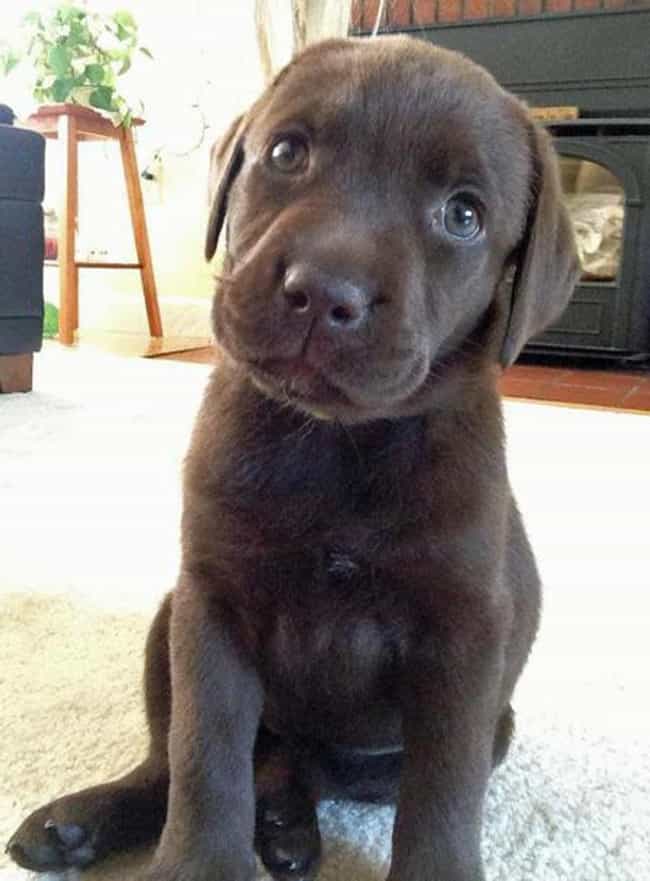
xmin=1 ymin=343 xmax=649 ymax=881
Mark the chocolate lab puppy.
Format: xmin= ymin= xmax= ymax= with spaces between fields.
xmin=8 ymin=35 xmax=578 ymax=881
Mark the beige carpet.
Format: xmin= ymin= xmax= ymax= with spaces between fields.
xmin=1 ymin=344 xmax=649 ymax=881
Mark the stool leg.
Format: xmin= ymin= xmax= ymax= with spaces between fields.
xmin=119 ymin=126 xmax=163 ymax=338
xmin=57 ymin=114 xmax=79 ymax=345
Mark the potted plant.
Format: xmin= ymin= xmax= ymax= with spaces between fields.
xmin=0 ymin=2 xmax=152 ymax=126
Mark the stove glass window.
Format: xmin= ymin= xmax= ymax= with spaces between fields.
xmin=559 ymin=158 xmax=624 ymax=282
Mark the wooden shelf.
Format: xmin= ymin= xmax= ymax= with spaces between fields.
xmin=45 ymin=259 xmax=143 ymax=270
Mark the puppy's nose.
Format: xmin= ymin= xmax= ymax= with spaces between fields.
xmin=283 ymin=264 xmax=369 ymax=331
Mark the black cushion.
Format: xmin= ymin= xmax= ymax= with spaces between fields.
xmin=0 ymin=201 xmax=45 ymax=319
xmin=0 ymin=124 xmax=45 ymax=355
xmin=0 ymin=125 xmax=45 ymax=202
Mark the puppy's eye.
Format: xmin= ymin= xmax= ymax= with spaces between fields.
xmin=269 ymin=135 xmax=309 ymax=173
xmin=442 ymin=194 xmax=482 ymax=240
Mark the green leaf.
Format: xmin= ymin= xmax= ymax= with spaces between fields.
xmin=48 ymin=45 xmax=70 ymax=76
xmin=89 ymin=85 xmax=115 ymax=111
xmin=23 ymin=11 xmax=42 ymax=28
xmin=114 ymin=10 xmax=136 ymax=31
xmin=117 ymin=56 xmax=131 ymax=75
xmin=139 ymin=46 xmax=153 ymax=60
xmin=0 ymin=47 xmax=21 ymax=76
xmin=58 ymin=4 xmax=85 ymax=25
xmin=52 ymin=76 xmax=74 ymax=102
xmin=43 ymin=302 xmax=59 ymax=338
xmin=85 ymin=63 xmax=104 ymax=84
xmin=64 ymin=27 xmax=85 ymax=50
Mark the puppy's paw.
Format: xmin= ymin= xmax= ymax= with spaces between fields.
xmin=7 ymin=777 xmax=167 ymax=871
xmin=257 ymin=790 xmax=321 ymax=881
xmin=6 ymin=809 xmax=95 ymax=872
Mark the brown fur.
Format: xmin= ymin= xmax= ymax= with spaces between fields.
xmin=8 ymin=36 xmax=578 ymax=881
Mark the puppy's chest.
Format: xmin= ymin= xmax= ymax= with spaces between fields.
xmin=259 ymin=551 xmax=402 ymax=714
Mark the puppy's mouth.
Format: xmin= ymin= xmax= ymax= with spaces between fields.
xmin=247 ymin=355 xmax=347 ymax=409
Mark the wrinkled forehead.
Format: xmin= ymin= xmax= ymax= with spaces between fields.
xmin=247 ymin=39 xmax=532 ymax=201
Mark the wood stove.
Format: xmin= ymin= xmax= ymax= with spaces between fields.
xmin=396 ymin=8 xmax=650 ymax=362
xmin=533 ymin=117 xmax=650 ymax=361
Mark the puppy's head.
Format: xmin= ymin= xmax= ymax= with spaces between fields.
xmin=206 ymin=37 xmax=578 ymax=423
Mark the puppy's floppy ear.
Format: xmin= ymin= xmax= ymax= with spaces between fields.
xmin=501 ymin=124 xmax=580 ymax=367
xmin=205 ymin=114 xmax=247 ymax=262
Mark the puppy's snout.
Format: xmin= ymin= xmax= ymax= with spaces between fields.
xmin=283 ymin=263 xmax=370 ymax=332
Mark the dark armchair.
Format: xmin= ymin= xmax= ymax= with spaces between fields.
xmin=0 ymin=119 xmax=45 ymax=392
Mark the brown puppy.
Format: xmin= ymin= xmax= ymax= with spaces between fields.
xmin=8 ymin=36 xmax=578 ymax=881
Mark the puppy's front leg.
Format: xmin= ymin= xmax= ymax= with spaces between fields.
xmin=388 ymin=605 xmax=503 ymax=881
xmin=142 ymin=577 xmax=263 ymax=881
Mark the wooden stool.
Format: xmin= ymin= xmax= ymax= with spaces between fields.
xmin=25 ymin=104 xmax=163 ymax=345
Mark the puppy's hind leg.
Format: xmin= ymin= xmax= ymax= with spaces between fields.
xmin=6 ymin=593 xmax=173 ymax=872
